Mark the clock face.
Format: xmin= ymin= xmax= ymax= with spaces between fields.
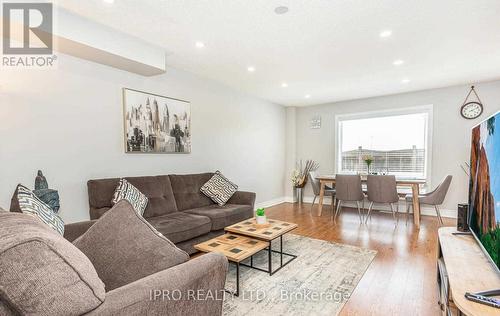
xmin=461 ymin=101 xmax=483 ymax=119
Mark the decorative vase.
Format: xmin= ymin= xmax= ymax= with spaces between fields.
xmin=295 ymin=187 xmax=303 ymax=203
xmin=256 ymin=215 xmax=267 ymax=225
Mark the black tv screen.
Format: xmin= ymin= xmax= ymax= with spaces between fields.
xmin=469 ymin=111 xmax=500 ymax=271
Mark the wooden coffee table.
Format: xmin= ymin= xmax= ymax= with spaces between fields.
xmin=194 ymin=233 xmax=268 ymax=296
xmin=225 ymin=218 xmax=298 ymax=276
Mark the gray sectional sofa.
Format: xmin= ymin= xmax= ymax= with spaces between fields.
xmin=1 ymin=172 xmax=252 ymax=315
xmin=1 ymin=201 xmax=228 ymax=316
xmin=85 ymin=172 xmax=256 ymax=254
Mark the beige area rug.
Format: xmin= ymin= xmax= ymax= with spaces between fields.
xmin=223 ymin=234 xmax=376 ymax=316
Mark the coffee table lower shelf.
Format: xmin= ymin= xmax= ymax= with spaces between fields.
xmin=239 ymin=234 xmax=297 ymax=276
xmin=194 ymin=233 xmax=297 ymax=296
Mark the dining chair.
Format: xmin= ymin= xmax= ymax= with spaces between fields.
xmin=405 ymin=175 xmax=452 ymax=225
xmin=308 ymin=171 xmax=336 ymax=213
xmin=366 ymin=175 xmax=399 ymax=224
xmin=333 ymin=174 xmax=364 ymax=223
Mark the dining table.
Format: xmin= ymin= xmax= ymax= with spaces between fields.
xmin=316 ymin=175 xmax=426 ymax=228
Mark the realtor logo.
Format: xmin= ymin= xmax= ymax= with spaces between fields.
xmin=2 ymin=2 xmax=56 ymax=68
xmin=2 ymin=2 xmax=53 ymax=54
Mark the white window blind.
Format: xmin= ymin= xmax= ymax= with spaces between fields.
xmin=337 ymin=111 xmax=430 ymax=179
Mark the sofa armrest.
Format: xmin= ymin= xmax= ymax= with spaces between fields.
xmin=227 ymin=191 xmax=256 ymax=208
xmin=63 ymin=220 xmax=97 ymax=242
xmin=87 ymin=252 xmax=228 ymax=316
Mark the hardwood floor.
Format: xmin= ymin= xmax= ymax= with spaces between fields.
xmin=265 ymin=202 xmax=456 ymax=316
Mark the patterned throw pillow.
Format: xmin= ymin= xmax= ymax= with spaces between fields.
xmin=16 ymin=184 xmax=65 ymax=235
xmin=111 ymin=179 xmax=148 ymax=216
xmin=200 ymin=171 xmax=238 ymax=206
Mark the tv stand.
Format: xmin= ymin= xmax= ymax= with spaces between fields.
xmin=437 ymin=227 xmax=500 ymax=315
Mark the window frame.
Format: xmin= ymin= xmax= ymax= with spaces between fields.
xmin=334 ymin=105 xmax=433 ymax=183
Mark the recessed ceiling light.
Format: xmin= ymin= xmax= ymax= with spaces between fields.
xmin=401 ymin=78 xmax=410 ymax=84
xmin=274 ymin=6 xmax=289 ymax=14
xmin=281 ymin=82 xmax=288 ymax=88
xmin=103 ymin=0 xmax=114 ymax=4
xmin=393 ymin=59 xmax=404 ymax=66
xmin=305 ymin=94 xmax=311 ymax=98
xmin=195 ymin=41 xmax=205 ymax=48
xmin=379 ymin=30 xmax=392 ymax=38
xmin=247 ymin=66 xmax=255 ymax=72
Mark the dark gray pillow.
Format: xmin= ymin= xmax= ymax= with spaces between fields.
xmin=9 ymin=185 xmax=21 ymax=213
xmin=73 ymin=200 xmax=189 ymax=291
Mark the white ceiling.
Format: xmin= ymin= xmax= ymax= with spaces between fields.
xmin=57 ymin=0 xmax=500 ymax=106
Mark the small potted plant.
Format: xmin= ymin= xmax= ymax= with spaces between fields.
xmin=256 ymin=208 xmax=267 ymax=225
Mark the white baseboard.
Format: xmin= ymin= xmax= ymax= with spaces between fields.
xmin=420 ymin=207 xmax=456 ymax=218
xmin=255 ymin=197 xmax=286 ymax=210
xmin=280 ymin=195 xmax=457 ymax=219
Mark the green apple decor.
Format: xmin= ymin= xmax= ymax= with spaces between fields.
xmin=256 ymin=208 xmax=267 ymax=224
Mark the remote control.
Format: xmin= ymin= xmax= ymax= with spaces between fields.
xmin=465 ymin=292 xmax=500 ymax=309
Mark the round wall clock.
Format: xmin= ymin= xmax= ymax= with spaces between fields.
xmin=461 ymin=101 xmax=483 ymax=119
xmin=460 ymin=86 xmax=484 ymax=120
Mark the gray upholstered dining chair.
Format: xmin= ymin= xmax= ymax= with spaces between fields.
xmin=309 ymin=171 xmax=336 ymax=213
xmin=333 ymin=174 xmax=365 ymax=223
xmin=366 ymin=175 xmax=399 ymax=224
xmin=405 ymin=175 xmax=452 ymax=225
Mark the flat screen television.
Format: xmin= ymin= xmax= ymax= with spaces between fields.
xmin=469 ymin=111 xmax=500 ymax=272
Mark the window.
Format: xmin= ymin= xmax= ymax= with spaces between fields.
xmin=335 ymin=106 xmax=432 ymax=179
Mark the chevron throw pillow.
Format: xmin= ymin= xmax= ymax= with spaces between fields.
xmin=200 ymin=171 xmax=238 ymax=206
xmin=16 ymin=184 xmax=65 ymax=235
xmin=111 ymin=179 xmax=148 ymax=216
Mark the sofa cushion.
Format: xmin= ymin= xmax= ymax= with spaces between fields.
xmin=169 ymin=173 xmax=215 ymax=210
xmin=73 ymin=200 xmax=189 ymax=291
xmin=112 ymin=178 xmax=148 ymax=215
xmin=147 ymin=212 xmax=212 ymax=244
xmin=87 ymin=175 xmax=178 ymax=219
xmin=0 ymin=212 xmax=105 ymax=315
xmin=200 ymin=171 xmax=238 ymax=206
xmin=15 ymin=184 xmax=65 ymax=235
xmin=184 ymin=204 xmax=253 ymax=230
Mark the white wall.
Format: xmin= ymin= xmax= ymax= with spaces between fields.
xmin=0 ymin=54 xmax=286 ymax=223
xmin=290 ymin=80 xmax=500 ymax=216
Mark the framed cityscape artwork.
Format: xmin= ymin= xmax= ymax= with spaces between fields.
xmin=122 ymin=88 xmax=191 ymax=153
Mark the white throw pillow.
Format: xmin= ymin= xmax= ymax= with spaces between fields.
xmin=200 ymin=171 xmax=238 ymax=206
xmin=111 ymin=179 xmax=148 ymax=216
xmin=16 ymin=184 xmax=65 ymax=235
